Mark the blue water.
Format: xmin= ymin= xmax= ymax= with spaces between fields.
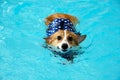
xmin=0 ymin=0 xmax=120 ymax=80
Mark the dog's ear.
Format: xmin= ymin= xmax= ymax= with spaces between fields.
xmin=43 ymin=38 xmax=47 ymax=41
xmin=78 ymin=35 xmax=86 ymax=43
xmin=44 ymin=37 xmax=52 ymax=44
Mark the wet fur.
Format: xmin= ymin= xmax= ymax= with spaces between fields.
xmin=44 ymin=13 xmax=86 ymax=61
xmin=45 ymin=13 xmax=79 ymax=26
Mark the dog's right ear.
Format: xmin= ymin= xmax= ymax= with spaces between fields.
xmin=44 ymin=37 xmax=52 ymax=44
xmin=43 ymin=37 xmax=47 ymax=40
xmin=44 ymin=37 xmax=48 ymax=43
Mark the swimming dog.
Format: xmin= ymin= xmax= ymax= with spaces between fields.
xmin=44 ymin=13 xmax=86 ymax=61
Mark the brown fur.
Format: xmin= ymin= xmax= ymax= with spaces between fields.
xmin=44 ymin=13 xmax=86 ymax=47
xmin=45 ymin=13 xmax=79 ymax=26
xmin=44 ymin=30 xmax=86 ymax=47
xmin=44 ymin=30 xmax=64 ymax=45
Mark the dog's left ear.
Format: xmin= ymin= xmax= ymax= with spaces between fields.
xmin=78 ymin=35 xmax=86 ymax=43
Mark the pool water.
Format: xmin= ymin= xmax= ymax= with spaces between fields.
xmin=0 ymin=0 xmax=120 ymax=80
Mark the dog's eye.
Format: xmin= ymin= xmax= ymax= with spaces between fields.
xmin=57 ymin=36 xmax=62 ymax=40
xmin=68 ymin=36 xmax=73 ymax=41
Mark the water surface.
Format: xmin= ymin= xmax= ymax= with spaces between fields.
xmin=0 ymin=0 xmax=120 ymax=80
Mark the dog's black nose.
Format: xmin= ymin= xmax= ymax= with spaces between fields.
xmin=62 ymin=43 xmax=68 ymax=50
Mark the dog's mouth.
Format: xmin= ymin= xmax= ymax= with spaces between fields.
xmin=44 ymin=44 xmax=81 ymax=61
xmin=62 ymin=49 xmax=68 ymax=52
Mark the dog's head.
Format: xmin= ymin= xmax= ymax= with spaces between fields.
xmin=44 ymin=30 xmax=86 ymax=53
xmin=44 ymin=13 xmax=86 ymax=53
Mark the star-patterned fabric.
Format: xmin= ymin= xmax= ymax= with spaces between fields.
xmin=46 ymin=18 xmax=77 ymax=37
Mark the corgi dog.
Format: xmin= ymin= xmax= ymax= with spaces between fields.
xmin=44 ymin=13 xmax=86 ymax=61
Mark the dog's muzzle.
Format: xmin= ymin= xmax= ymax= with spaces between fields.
xmin=61 ymin=43 xmax=68 ymax=52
